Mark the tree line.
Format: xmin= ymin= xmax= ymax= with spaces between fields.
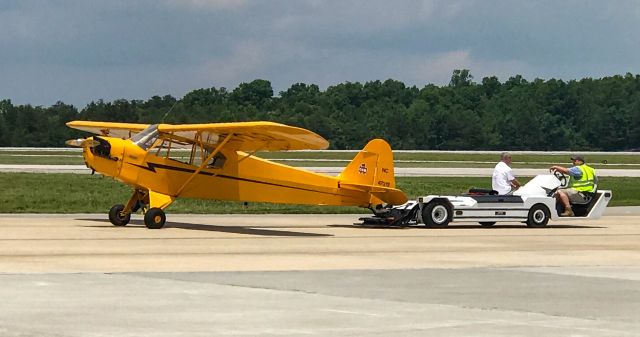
xmin=1 ymin=70 xmax=639 ymax=150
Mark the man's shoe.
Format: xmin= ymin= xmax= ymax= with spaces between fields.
xmin=560 ymin=208 xmax=574 ymax=217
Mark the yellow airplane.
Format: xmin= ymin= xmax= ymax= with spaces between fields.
xmin=66 ymin=121 xmax=407 ymax=229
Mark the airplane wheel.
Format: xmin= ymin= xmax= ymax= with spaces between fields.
xmin=479 ymin=222 xmax=496 ymax=227
xmin=422 ymin=200 xmax=452 ymax=228
xmin=108 ymin=204 xmax=130 ymax=226
xmin=144 ymin=208 xmax=166 ymax=229
xmin=526 ymin=204 xmax=550 ymax=228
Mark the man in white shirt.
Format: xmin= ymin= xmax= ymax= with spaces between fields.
xmin=492 ymin=152 xmax=521 ymax=195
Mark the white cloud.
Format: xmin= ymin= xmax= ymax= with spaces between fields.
xmin=271 ymin=0 xmax=466 ymax=34
xmin=436 ymin=0 xmax=468 ymax=19
xmin=414 ymin=50 xmax=472 ymax=84
xmin=0 ymin=11 xmax=37 ymax=39
xmin=1 ymin=0 xmax=639 ymax=106
xmin=196 ymin=39 xmax=269 ymax=85
xmin=411 ymin=50 xmax=532 ymax=85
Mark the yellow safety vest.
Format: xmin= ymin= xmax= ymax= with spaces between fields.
xmin=570 ymin=164 xmax=596 ymax=192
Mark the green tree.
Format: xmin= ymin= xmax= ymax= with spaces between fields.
xmin=449 ymin=69 xmax=474 ymax=87
xmin=3 ymin=72 xmax=640 ymax=150
xmin=229 ymin=79 xmax=273 ymax=110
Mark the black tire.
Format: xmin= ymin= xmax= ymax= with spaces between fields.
xmin=479 ymin=222 xmax=496 ymax=227
xmin=526 ymin=204 xmax=550 ymax=228
xmin=422 ymin=200 xmax=452 ymax=228
xmin=144 ymin=208 xmax=166 ymax=229
xmin=108 ymin=204 xmax=130 ymax=227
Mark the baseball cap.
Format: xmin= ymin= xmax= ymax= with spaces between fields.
xmin=570 ymin=155 xmax=585 ymax=162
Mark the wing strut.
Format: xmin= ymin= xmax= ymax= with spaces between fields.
xmin=174 ymin=133 xmax=233 ymax=197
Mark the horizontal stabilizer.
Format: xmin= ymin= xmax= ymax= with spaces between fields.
xmin=340 ymin=182 xmax=408 ymax=205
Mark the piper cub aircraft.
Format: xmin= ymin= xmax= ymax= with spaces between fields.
xmin=66 ymin=121 xmax=407 ymax=229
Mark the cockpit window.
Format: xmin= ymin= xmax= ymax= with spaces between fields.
xmin=131 ymin=124 xmax=160 ymax=150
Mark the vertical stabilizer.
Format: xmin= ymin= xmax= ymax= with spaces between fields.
xmin=338 ymin=139 xmax=405 ymax=205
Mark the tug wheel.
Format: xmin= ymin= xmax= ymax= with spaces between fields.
xmin=144 ymin=208 xmax=166 ymax=229
xmin=108 ymin=204 xmax=130 ymax=227
xmin=422 ymin=200 xmax=452 ymax=228
xmin=526 ymin=204 xmax=550 ymax=228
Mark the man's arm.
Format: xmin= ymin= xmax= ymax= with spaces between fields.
xmin=507 ymin=169 xmax=520 ymax=190
xmin=511 ymin=178 xmax=521 ymax=189
xmin=550 ymin=165 xmax=569 ymax=174
xmin=567 ymin=166 xmax=583 ymax=179
xmin=550 ymin=165 xmax=583 ymax=179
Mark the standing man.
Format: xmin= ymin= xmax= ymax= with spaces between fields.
xmin=492 ymin=152 xmax=521 ymax=195
xmin=550 ymin=155 xmax=597 ymax=216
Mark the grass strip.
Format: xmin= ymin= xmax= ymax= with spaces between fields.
xmin=0 ymin=173 xmax=636 ymax=213
xmin=2 ymin=151 xmax=640 ymax=166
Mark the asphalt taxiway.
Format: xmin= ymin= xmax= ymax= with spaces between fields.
xmin=1 ymin=212 xmax=639 ymax=336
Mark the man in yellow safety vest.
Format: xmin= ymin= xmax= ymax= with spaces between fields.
xmin=550 ymin=155 xmax=597 ymax=217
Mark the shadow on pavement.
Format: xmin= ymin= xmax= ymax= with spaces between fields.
xmin=79 ymin=218 xmax=333 ymax=237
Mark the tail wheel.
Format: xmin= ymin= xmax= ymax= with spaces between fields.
xmin=144 ymin=208 xmax=166 ymax=229
xmin=526 ymin=204 xmax=550 ymax=228
xmin=422 ymin=200 xmax=452 ymax=228
xmin=108 ymin=204 xmax=130 ymax=227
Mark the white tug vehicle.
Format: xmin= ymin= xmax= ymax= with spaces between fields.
xmin=360 ymin=169 xmax=612 ymax=228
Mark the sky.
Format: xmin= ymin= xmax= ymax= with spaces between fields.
xmin=1 ymin=0 xmax=640 ymax=107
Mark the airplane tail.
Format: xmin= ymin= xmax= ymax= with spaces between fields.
xmin=338 ymin=139 xmax=408 ymax=206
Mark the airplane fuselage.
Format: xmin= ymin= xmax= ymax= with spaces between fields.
xmin=83 ymin=136 xmax=371 ymax=207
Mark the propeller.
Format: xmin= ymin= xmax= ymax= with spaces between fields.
xmin=65 ymin=138 xmax=100 ymax=148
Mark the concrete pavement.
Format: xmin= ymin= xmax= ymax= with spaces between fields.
xmin=1 ymin=213 xmax=639 ymax=336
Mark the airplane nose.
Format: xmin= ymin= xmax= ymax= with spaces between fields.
xmin=79 ymin=136 xmax=124 ymax=178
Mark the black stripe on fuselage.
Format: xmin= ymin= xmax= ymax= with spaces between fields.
xmin=128 ymin=161 xmax=346 ymax=197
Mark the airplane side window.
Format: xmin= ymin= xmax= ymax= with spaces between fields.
xmin=167 ymin=150 xmax=190 ymax=164
xmin=155 ymin=140 xmax=190 ymax=164
xmin=183 ymin=144 xmax=226 ymax=168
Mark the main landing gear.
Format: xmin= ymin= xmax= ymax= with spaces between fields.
xmin=143 ymin=208 xmax=166 ymax=229
xmin=108 ymin=204 xmax=130 ymax=226
xmin=108 ymin=189 xmax=167 ymax=229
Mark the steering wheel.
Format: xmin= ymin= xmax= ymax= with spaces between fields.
xmin=550 ymin=168 xmax=568 ymax=187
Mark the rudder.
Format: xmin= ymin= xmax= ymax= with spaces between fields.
xmin=338 ymin=139 xmax=405 ymax=205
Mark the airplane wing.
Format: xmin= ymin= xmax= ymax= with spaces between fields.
xmin=66 ymin=121 xmax=150 ymax=139
xmin=158 ymin=121 xmax=329 ymax=151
